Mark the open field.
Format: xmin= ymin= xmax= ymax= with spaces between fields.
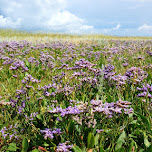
xmin=0 ymin=30 xmax=152 ymax=151
xmin=1 ymin=29 xmax=152 ymax=43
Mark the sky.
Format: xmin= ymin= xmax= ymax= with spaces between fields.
xmin=0 ymin=0 xmax=152 ymax=36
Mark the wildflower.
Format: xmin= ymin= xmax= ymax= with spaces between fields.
xmin=56 ymin=141 xmax=73 ymax=152
xmin=40 ymin=128 xmax=62 ymax=140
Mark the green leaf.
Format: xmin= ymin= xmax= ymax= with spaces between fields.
xmin=31 ymin=149 xmax=40 ymax=152
xmin=7 ymin=143 xmax=17 ymax=151
xmin=43 ymin=142 xmax=49 ymax=147
xmin=99 ymin=145 xmax=105 ymax=152
xmin=135 ymin=113 xmax=151 ymax=131
xmin=146 ymin=144 xmax=152 ymax=152
xmin=143 ymin=132 xmax=151 ymax=148
xmin=25 ymin=60 xmax=30 ymax=68
xmin=36 ymin=114 xmax=43 ymax=121
xmin=128 ymin=138 xmax=137 ymax=152
xmin=115 ymin=131 xmax=126 ymax=151
xmin=115 ymin=147 xmax=125 ymax=152
xmin=129 ymin=134 xmax=137 ymax=138
xmin=72 ymin=146 xmax=82 ymax=152
xmin=87 ymin=132 xmax=95 ymax=149
xmin=67 ymin=121 xmax=75 ymax=135
xmin=139 ymin=149 xmax=145 ymax=152
xmin=80 ymin=145 xmax=87 ymax=152
xmin=144 ymin=136 xmax=151 ymax=148
xmin=95 ymin=134 xmax=99 ymax=147
xmin=21 ymin=138 xmax=29 ymax=152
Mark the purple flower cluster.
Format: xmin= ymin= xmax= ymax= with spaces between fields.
xmin=25 ymin=112 xmax=38 ymax=122
xmin=56 ymin=141 xmax=73 ymax=152
xmin=111 ymin=74 xmax=128 ymax=86
xmin=103 ymin=64 xmax=115 ymax=79
xmin=125 ymin=67 xmax=148 ymax=84
xmin=48 ymin=99 xmax=133 ymax=125
xmin=146 ymin=50 xmax=152 ymax=56
xmin=40 ymin=128 xmax=62 ymax=139
xmin=122 ymin=62 xmax=128 ymax=67
xmin=67 ymin=58 xmax=101 ymax=76
xmin=9 ymin=59 xmax=29 ymax=72
xmin=49 ymin=105 xmax=83 ymax=117
xmin=91 ymin=99 xmax=133 ymax=117
xmin=39 ymin=51 xmax=55 ymax=69
xmin=0 ymin=124 xmax=19 ymax=140
xmin=28 ymin=57 xmax=40 ymax=66
xmin=137 ymin=84 xmax=152 ymax=98
xmin=70 ymin=70 xmax=87 ymax=78
xmin=21 ymin=74 xmax=41 ymax=84
xmin=2 ymin=56 xmax=13 ymax=65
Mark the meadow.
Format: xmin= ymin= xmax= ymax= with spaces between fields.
xmin=0 ymin=30 xmax=152 ymax=152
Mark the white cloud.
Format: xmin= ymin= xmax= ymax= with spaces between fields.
xmin=113 ymin=24 xmax=121 ymax=30
xmin=0 ymin=0 xmax=93 ymax=33
xmin=0 ymin=15 xmax=21 ymax=28
xmin=138 ymin=24 xmax=152 ymax=31
xmin=102 ymin=24 xmax=121 ymax=33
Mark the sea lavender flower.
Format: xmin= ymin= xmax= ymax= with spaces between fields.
xmin=17 ymin=106 xmax=23 ymax=114
xmin=92 ymin=99 xmax=133 ymax=117
xmin=0 ymin=128 xmax=5 ymax=135
xmin=56 ymin=141 xmax=73 ymax=152
xmin=61 ymin=106 xmax=83 ymax=117
xmin=9 ymin=134 xmax=14 ymax=140
xmin=124 ymin=108 xmax=134 ymax=114
xmin=137 ymin=84 xmax=152 ymax=98
xmin=123 ymin=62 xmax=128 ymax=67
xmin=40 ymin=128 xmax=62 ymax=140
xmin=125 ymin=67 xmax=148 ymax=84
xmin=103 ymin=64 xmax=115 ymax=79
xmin=10 ymin=59 xmax=29 ymax=72
xmin=48 ymin=106 xmax=63 ymax=114
xmin=22 ymin=74 xmax=41 ymax=84
xmin=13 ymin=75 xmax=18 ymax=78
xmin=28 ymin=57 xmax=36 ymax=63
xmin=0 ymin=124 xmax=19 ymax=140
xmin=90 ymin=100 xmax=102 ymax=106
xmin=96 ymin=129 xmax=104 ymax=133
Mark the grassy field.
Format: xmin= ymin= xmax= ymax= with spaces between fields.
xmin=0 ymin=29 xmax=152 ymax=152
xmin=1 ymin=29 xmax=152 ymax=43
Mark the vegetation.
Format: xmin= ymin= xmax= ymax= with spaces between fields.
xmin=0 ymin=29 xmax=152 ymax=151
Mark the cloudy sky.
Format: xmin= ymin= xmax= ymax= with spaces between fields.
xmin=0 ymin=0 xmax=152 ymax=36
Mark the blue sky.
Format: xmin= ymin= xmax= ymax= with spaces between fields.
xmin=0 ymin=0 xmax=152 ymax=36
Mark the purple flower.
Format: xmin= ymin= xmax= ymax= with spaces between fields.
xmin=9 ymin=134 xmax=14 ymax=140
xmin=103 ymin=64 xmax=115 ymax=79
xmin=13 ymin=75 xmax=18 ymax=78
xmin=90 ymin=100 xmax=102 ymax=106
xmin=0 ymin=128 xmax=5 ymax=135
xmin=96 ymin=129 xmax=104 ymax=133
xmin=123 ymin=63 xmax=128 ymax=67
xmin=56 ymin=141 xmax=73 ymax=152
xmin=40 ymin=128 xmax=62 ymax=140
xmin=18 ymin=106 xmax=23 ymax=114
xmin=3 ymin=133 xmax=8 ymax=139
xmin=60 ymin=106 xmax=83 ymax=117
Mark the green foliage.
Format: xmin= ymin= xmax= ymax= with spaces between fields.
xmin=115 ymin=131 xmax=126 ymax=151
xmin=87 ymin=132 xmax=95 ymax=149
xmin=21 ymin=138 xmax=29 ymax=152
xmin=7 ymin=143 xmax=17 ymax=151
xmin=72 ymin=146 xmax=82 ymax=152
